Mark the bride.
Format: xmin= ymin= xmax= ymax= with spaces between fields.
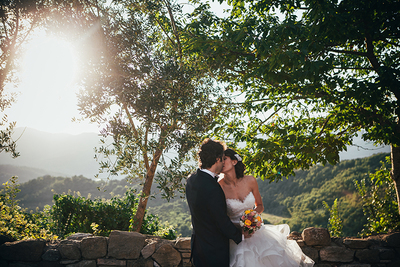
xmin=219 ymin=148 xmax=315 ymax=267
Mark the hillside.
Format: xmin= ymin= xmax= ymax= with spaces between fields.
xmin=2 ymin=152 xmax=391 ymax=237
xmin=13 ymin=176 xmax=134 ymax=212
xmin=149 ymin=152 xmax=390 ymax=237
xmin=0 ymin=128 xmax=105 ymax=180
xmin=0 ymin=165 xmax=67 ymax=184
xmin=0 ymin=127 xmax=188 ymax=183
xmin=258 ymin=152 xmax=389 ymax=236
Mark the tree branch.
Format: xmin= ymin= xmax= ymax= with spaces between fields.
xmin=122 ymin=102 xmax=149 ymax=171
xmin=333 ymin=67 xmax=375 ymax=70
xmin=365 ymin=35 xmax=380 ymax=71
xmin=317 ymin=115 xmax=332 ymax=138
xmin=328 ymin=48 xmax=368 ymax=57
xmin=153 ymin=14 xmax=176 ymax=50
xmin=163 ymin=0 xmax=182 ymax=60
xmin=254 ymin=105 xmax=283 ymax=133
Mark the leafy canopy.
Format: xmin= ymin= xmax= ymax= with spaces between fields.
xmin=74 ymin=0 xmax=228 ymax=230
xmin=184 ymin=0 xmax=400 ymax=181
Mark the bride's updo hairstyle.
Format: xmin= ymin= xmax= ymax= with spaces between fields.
xmin=198 ymin=138 xmax=226 ymax=169
xmin=224 ymin=149 xmax=245 ymax=178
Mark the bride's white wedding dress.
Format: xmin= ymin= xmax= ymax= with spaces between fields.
xmin=226 ymin=192 xmax=315 ymax=267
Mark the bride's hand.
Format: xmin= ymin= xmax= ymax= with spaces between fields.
xmin=243 ymin=230 xmax=254 ymax=239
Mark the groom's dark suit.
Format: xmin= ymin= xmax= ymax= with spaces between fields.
xmin=186 ymin=169 xmax=242 ymax=267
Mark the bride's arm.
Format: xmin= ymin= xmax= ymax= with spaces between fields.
xmin=248 ymin=176 xmax=264 ymax=214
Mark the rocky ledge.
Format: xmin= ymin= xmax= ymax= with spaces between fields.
xmin=0 ymin=228 xmax=399 ymax=267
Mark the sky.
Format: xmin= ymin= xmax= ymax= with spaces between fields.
xmin=1 ymin=1 xmax=392 ymax=159
xmin=1 ymin=1 xmax=391 ymax=168
xmin=4 ymin=1 xmax=230 ymax=136
xmin=5 ymin=34 xmax=100 ymax=135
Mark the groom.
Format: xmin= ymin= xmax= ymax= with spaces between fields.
xmin=186 ymin=138 xmax=242 ymax=267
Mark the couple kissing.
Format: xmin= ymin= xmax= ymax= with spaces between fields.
xmin=186 ymin=138 xmax=314 ymax=267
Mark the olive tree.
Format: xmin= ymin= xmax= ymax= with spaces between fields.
xmin=76 ymin=0 xmax=223 ymax=231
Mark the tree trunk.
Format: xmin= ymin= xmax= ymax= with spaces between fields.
xmin=131 ymin=143 xmax=165 ymax=232
xmin=390 ymin=144 xmax=400 ymax=215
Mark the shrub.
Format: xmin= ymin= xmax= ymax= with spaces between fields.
xmin=50 ymin=188 xmax=176 ymax=239
xmin=355 ymin=157 xmax=400 ymax=236
xmin=323 ymin=198 xmax=343 ymax=237
xmin=0 ymin=176 xmax=55 ymax=240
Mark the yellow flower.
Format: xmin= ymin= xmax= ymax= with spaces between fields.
xmin=244 ymin=210 xmax=251 ymax=215
xmin=257 ymin=216 xmax=261 ymax=221
xmin=245 ymin=220 xmax=252 ymax=226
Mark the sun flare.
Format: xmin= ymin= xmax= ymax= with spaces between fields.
xmin=21 ymin=36 xmax=78 ymax=92
xmin=5 ymin=34 xmax=90 ymax=134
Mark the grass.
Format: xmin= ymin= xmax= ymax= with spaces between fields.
xmin=261 ymin=212 xmax=289 ymax=225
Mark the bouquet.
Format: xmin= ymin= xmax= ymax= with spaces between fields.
xmin=240 ymin=209 xmax=263 ymax=234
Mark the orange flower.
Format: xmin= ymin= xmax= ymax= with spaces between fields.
xmin=245 ymin=220 xmax=252 ymax=226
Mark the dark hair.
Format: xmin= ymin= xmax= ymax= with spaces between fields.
xmin=198 ymin=138 xmax=226 ymax=169
xmin=224 ymin=148 xmax=245 ymax=178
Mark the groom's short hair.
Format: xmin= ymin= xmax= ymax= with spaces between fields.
xmin=198 ymin=138 xmax=226 ymax=169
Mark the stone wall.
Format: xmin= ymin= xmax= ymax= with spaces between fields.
xmin=0 ymin=228 xmax=399 ymax=267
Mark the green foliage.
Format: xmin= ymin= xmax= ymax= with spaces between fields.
xmin=70 ymin=0 xmax=227 ymax=230
xmin=0 ymin=177 xmax=55 ymax=240
xmin=0 ymin=121 xmax=19 ymax=159
xmin=323 ymin=198 xmax=343 ymax=237
xmin=0 ymin=176 xmax=177 ymax=240
xmin=148 ymin=199 xmax=192 ymax=237
xmin=355 ymin=157 xmax=400 ymax=236
xmin=155 ymin=157 xmax=196 ymax=201
xmin=1 ymin=176 xmax=20 ymax=210
xmin=258 ymin=153 xmax=388 ymax=236
xmin=184 ymin=0 xmax=400 ymax=185
xmin=50 ymin=188 xmax=177 ymax=239
xmin=16 ymin=175 xmax=135 ymax=212
xmin=138 ymin=213 xmax=177 ymax=240
xmin=9 ymin=152 xmax=391 ymax=237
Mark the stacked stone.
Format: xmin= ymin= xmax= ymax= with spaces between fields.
xmin=293 ymin=227 xmax=400 ymax=267
xmin=0 ymin=231 xmax=188 ymax=267
xmin=1 ymin=228 xmax=399 ymax=267
xmin=174 ymin=237 xmax=191 ymax=267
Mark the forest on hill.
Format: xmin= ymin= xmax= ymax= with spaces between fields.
xmin=259 ymin=152 xmax=389 ymax=236
xmin=3 ymin=152 xmax=390 ymax=237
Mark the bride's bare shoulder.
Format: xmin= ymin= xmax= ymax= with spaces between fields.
xmin=243 ymin=175 xmax=257 ymax=183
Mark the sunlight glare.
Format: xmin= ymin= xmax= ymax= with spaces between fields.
xmin=21 ymin=37 xmax=78 ymax=91
xmin=4 ymin=34 xmax=95 ymax=135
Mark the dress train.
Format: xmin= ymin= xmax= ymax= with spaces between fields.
xmin=226 ymin=192 xmax=314 ymax=267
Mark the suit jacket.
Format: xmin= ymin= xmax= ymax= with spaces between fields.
xmin=186 ymin=169 xmax=242 ymax=267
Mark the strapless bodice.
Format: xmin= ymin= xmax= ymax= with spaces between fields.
xmin=226 ymin=192 xmax=255 ymax=224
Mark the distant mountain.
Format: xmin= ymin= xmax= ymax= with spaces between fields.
xmin=0 ymin=128 xmax=105 ymax=181
xmin=0 ymin=127 xmax=391 ymax=185
xmin=0 ymin=165 xmax=67 ymax=184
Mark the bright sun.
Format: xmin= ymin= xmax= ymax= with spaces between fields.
xmin=21 ymin=36 xmax=78 ymax=91
xmin=4 ymin=33 xmax=97 ymax=135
